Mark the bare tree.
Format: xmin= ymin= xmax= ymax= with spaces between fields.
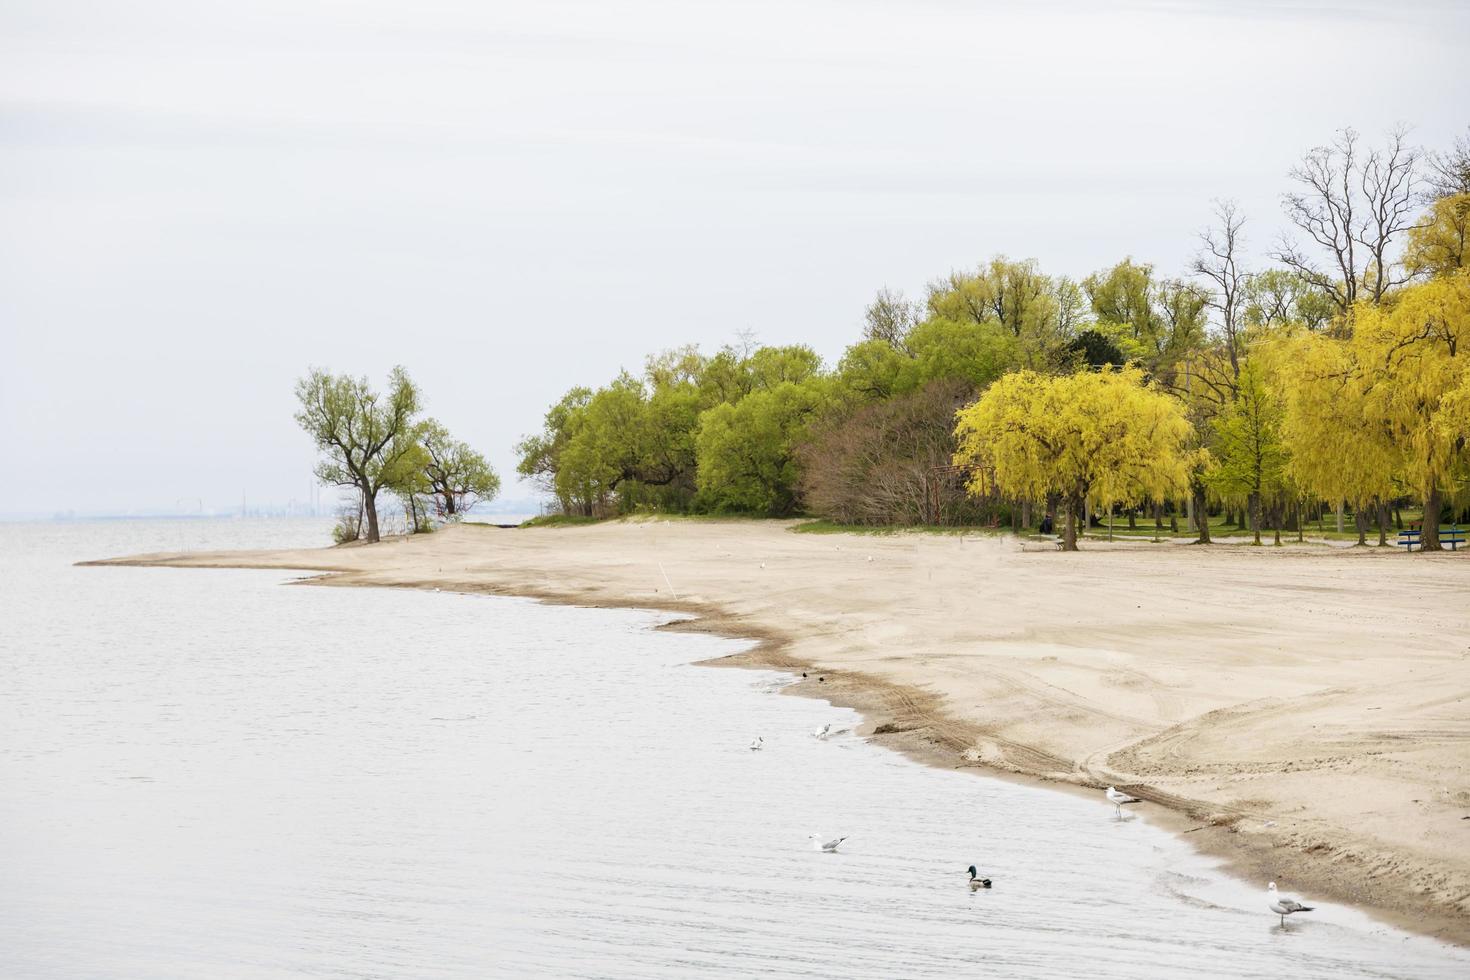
xmin=1191 ymin=200 xmax=1249 ymax=381
xmin=1273 ymin=127 xmax=1422 ymax=319
xmin=1423 ymin=126 xmax=1470 ymax=201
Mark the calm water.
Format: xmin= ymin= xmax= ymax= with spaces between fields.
xmin=1 ymin=519 xmax=1465 ymax=979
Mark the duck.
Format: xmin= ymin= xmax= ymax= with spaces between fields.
xmin=749 ymin=736 xmax=763 ymax=751
xmin=1267 ymin=881 xmax=1315 ymax=926
xmin=967 ymin=865 xmax=992 ymax=889
xmin=809 ymin=834 xmax=848 ymax=853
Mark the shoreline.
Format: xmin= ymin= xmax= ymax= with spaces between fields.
xmin=83 ymin=520 xmax=1470 ymax=946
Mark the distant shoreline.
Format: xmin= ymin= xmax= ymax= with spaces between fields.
xmin=86 ymin=519 xmax=1470 ymax=947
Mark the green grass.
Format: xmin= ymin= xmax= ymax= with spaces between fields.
xmin=791 ymin=519 xmax=1016 ymax=537
xmin=517 ymin=514 xmax=604 ymax=528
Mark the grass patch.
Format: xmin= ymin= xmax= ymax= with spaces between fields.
xmin=518 ymin=514 xmax=603 ymax=528
xmin=791 ymin=519 xmax=1013 ymax=537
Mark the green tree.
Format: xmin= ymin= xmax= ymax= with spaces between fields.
xmin=1206 ymin=361 xmax=1288 ymax=545
xmin=420 ymin=419 xmax=501 ymax=518
xmin=695 ymin=379 xmax=831 ymax=514
xmin=294 ymin=366 xmax=421 ymax=544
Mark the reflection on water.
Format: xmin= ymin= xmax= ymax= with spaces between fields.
xmin=0 ymin=520 xmax=1465 ymax=978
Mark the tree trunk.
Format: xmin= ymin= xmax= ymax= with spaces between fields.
xmin=1297 ymin=500 xmax=1304 ymax=543
xmin=1153 ymin=500 xmax=1165 ymax=529
xmin=1062 ymin=492 xmax=1081 ymax=551
xmin=1185 ymin=494 xmax=1195 ymax=530
xmin=1192 ymin=484 xmax=1212 ymax=544
xmin=362 ymin=484 xmax=381 ymax=543
xmin=1021 ymin=499 xmax=1032 ymax=531
xmin=1248 ymin=491 xmax=1262 ymax=546
xmin=1127 ymin=508 xmax=1137 ymax=530
xmin=1375 ymin=499 xmax=1387 ymax=547
xmin=1335 ymin=501 xmax=1344 ymax=534
xmin=1422 ymin=487 xmax=1443 ymax=551
xmin=1353 ymin=508 xmax=1367 ymax=546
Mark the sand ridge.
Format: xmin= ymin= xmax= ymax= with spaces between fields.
xmin=86 ymin=519 xmax=1470 ymax=944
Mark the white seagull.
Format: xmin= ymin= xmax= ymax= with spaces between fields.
xmin=1105 ymin=786 xmax=1141 ymax=818
xmin=813 ymin=723 xmax=832 ymax=739
xmin=1267 ymin=881 xmax=1315 ymax=926
xmin=749 ymin=736 xmax=763 ymax=751
xmin=809 ymin=834 xmax=848 ymax=853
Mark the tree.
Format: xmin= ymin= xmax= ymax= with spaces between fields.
xmin=515 ymin=386 xmax=595 ymax=514
xmin=695 ymin=379 xmax=831 ymax=515
xmin=420 ymin=420 xmax=501 ymax=518
xmin=952 ymin=366 xmax=1194 ymax=551
xmin=1242 ymin=269 xmax=1336 ymax=332
xmin=1352 ymin=271 xmax=1470 ymax=550
xmin=1274 ymin=126 xmax=1422 ymax=319
xmin=862 ymin=288 xmax=919 ymax=351
xmin=1404 ymin=193 xmax=1470 ymax=279
xmin=1424 ymin=126 xmax=1470 ymax=201
xmin=1206 ymin=361 xmax=1288 ymax=545
xmin=294 ymin=366 xmax=421 ymax=544
xmin=1274 ymin=332 xmax=1397 ymax=545
xmin=1191 ymin=200 xmax=1250 ymax=379
xmin=799 ymin=380 xmax=984 ymax=526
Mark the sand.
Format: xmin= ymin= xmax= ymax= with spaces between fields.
xmin=86 ymin=519 xmax=1470 ymax=943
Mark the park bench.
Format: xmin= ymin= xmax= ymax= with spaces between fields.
xmin=1396 ymin=526 xmax=1466 ymax=552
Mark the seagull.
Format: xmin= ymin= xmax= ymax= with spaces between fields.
xmin=967 ymin=865 xmax=993 ymax=890
xmin=749 ymin=736 xmax=763 ymax=751
xmin=1267 ymin=882 xmax=1315 ymax=926
xmin=759 ymin=562 xmax=766 ymax=569
xmin=813 ymin=723 xmax=831 ymax=739
xmin=1105 ymin=786 xmax=1141 ymax=818
xmin=866 ymin=555 xmax=874 ymax=562
xmin=809 ymin=834 xmax=848 ymax=853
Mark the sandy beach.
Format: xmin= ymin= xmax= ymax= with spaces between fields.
xmin=88 ymin=519 xmax=1470 ymax=943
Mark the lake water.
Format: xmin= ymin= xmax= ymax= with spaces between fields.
xmin=1 ymin=519 xmax=1465 ymax=979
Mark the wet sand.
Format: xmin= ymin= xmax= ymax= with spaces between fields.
xmin=86 ymin=518 xmax=1470 ymax=944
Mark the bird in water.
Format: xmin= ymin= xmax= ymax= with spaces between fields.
xmin=749 ymin=736 xmax=763 ymax=751
xmin=1267 ymin=881 xmax=1315 ymax=926
xmin=1105 ymin=785 xmax=1141 ymax=818
xmin=813 ymin=723 xmax=831 ymax=739
xmin=809 ymin=834 xmax=848 ymax=853
xmin=966 ymin=865 xmax=992 ymax=890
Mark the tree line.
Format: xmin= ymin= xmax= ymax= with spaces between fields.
xmin=516 ymin=126 xmax=1470 ymax=550
xmin=294 ymin=367 xmax=500 ymax=543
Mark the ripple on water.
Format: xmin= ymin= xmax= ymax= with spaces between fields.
xmin=0 ymin=519 xmax=1465 ymax=979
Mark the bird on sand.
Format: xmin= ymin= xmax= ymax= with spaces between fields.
xmin=966 ymin=865 xmax=993 ymax=889
xmin=1267 ymin=882 xmax=1315 ymax=926
xmin=813 ymin=723 xmax=831 ymax=739
xmin=809 ymin=834 xmax=848 ymax=853
xmin=1105 ymin=786 xmax=1141 ymax=818
xmin=749 ymin=736 xmax=763 ymax=751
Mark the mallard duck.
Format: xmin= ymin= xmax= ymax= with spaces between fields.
xmin=967 ymin=865 xmax=992 ymax=889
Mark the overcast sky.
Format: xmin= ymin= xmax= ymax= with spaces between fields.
xmin=2 ymin=0 xmax=1467 ymax=517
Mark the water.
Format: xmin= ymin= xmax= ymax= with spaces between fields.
xmin=1 ymin=519 xmax=1465 ymax=979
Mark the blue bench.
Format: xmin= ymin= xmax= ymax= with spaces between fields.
xmin=1397 ymin=526 xmax=1465 ymax=552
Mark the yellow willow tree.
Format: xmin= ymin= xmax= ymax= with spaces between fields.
xmin=1273 ymin=332 xmax=1398 ymax=544
xmin=1353 ymin=270 xmax=1470 ymax=550
xmin=953 ymin=366 xmax=1195 ymax=551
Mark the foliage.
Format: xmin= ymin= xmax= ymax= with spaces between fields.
xmin=294 ymin=366 xmax=421 ymax=543
xmin=695 ymin=378 xmax=832 ymax=515
xmin=1205 ymin=361 xmax=1289 ymax=544
xmin=952 ymin=366 xmax=1194 ymax=549
xmin=799 ymin=379 xmax=988 ymax=526
xmin=420 ymin=419 xmax=501 ymax=518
